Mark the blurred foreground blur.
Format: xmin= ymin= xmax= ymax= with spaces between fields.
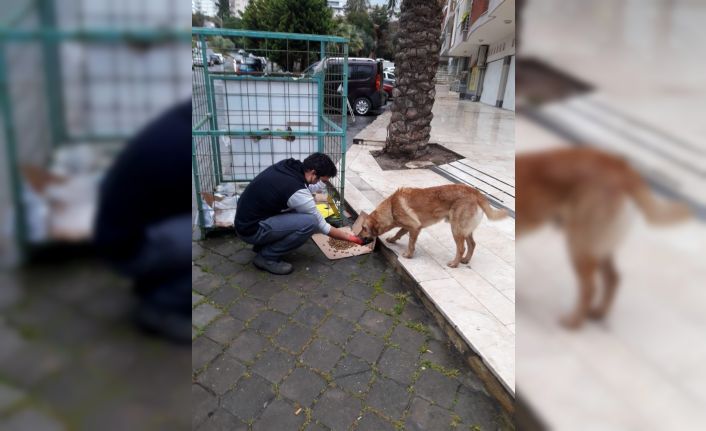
xmin=517 ymin=0 xmax=706 ymax=429
xmin=0 ymin=0 xmax=190 ymax=429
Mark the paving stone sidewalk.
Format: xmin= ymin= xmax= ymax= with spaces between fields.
xmin=193 ymin=235 xmax=512 ymax=430
xmin=0 ymin=259 xmax=190 ymax=430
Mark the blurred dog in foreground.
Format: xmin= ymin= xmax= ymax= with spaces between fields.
xmin=517 ymin=147 xmax=691 ymax=329
xmin=357 ymin=184 xmax=508 ymax=268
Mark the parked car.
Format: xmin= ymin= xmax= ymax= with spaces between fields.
xmin=383 ymin=69 xmax=396 ymax=99
xmin=209 ymin=53 xmax=224 ymax=65
xmin=348 ymin=58 xmax=386 ymax=114
xmin=193 ymin=56 xmax=214 ymax=67
xmin=236 ymin=55 xmax=265 ymax=74
xmin=236 ymin=63 xmax=259 ymax=73
xmin=192 ymin=46 xmax=215 ymax=67
xmin=378 ymin=58 xmax=395 ymax=71
xmin=383 ymin=80 xmax=394 ymax=99
xmin=307 ymin=57 xmax=385 ymax=115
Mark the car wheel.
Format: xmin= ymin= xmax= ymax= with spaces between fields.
xmin=353 ymin=97 xmax=371 ymax=115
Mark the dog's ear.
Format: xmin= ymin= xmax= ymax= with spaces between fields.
xmin=367 ymin=221 xmax=377 ymax=236
xmin=352 ymin=211 xmax=368 ymax=235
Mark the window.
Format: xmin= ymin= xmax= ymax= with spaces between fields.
xmin=326 ymin=63 xmax=343 ymax=79
xmin=351 ymin=64 xmax=373 ymax=80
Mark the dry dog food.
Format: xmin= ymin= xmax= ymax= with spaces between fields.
xmin=327 ymin=237 xmax=357 ymax=251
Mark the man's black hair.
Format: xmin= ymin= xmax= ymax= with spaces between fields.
xmin=302 ymin=152 xmax=337 ymax=178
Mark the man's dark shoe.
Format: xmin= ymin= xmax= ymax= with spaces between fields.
xmin=253 ymin=244 xmax=263 ymax=253
xmin=253 ymin=255 xmax=293 ymax=275
xmin=134 ymin=302 xmax=191 ymax=344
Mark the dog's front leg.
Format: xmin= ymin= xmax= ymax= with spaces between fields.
xmin=402 ymin=229 xmax=420 ymax=258
xmin=386 ymin=228 xmax=408 ymax=244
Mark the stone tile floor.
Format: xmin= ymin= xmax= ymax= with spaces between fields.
xmin=516 ymin=116 xmax=706 ymax=428
xmin=347 ymin=87 xmax=516 ymax=395
xmin=344 ymin=144 xmax=515 ymax=395
xmin=0 ymin=258 xmax=190 ymax=430
xmin=193 ymin=235 xmax=512 ymax=430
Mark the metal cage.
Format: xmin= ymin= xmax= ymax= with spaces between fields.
xmin=192 ymin=27 xmax=349 ymax=237
xmin=0 ymin=1 xmax=191 ymax=264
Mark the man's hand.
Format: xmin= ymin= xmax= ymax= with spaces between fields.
xmin=329 ymin=227 xmax=371 ymax=246
xmin=346 ymin=233 xmax=365 ymax=245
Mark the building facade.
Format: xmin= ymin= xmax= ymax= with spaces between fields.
xmin=440 ymin=0 xmax=515 ymax=110
xmin=192 ymin=0 xmax=218 ymax=17
xmin=230 ymin=0 xmax=251 ymax=17
xmin=328 ymin=0 xmax=346 ymax=17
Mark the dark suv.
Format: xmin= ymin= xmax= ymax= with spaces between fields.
xmin=306 ymin=58 xmax=386 ymax=115
xmin=346 ymin=58 xmax=386 ymax=115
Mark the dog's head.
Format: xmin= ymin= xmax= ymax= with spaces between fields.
xmin=354 ymin=212 xmax=379 ymax=241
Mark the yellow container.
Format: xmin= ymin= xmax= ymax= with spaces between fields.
xmin=316 ymin=203 xmax=335 ymax=218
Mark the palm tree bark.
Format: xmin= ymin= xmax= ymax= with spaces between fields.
xmin=384 ymin=0 xmax=443 ymax=159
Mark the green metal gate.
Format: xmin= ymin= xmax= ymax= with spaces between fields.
xmin=0 ymin=1 xmax=191 ymax=264
xmin=191 ymin=28 xmax=349 ymax=238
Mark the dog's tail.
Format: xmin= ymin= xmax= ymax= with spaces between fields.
xmin=478 ymin=196 xmax=508 ymax=221
xmin=626 ymin=169 xmax=691 ymax=225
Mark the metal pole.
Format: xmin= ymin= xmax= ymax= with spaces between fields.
xmin=192 ymin=136 xmax=208 ymax=239
xmin=339 ymin=42 xmax=348 ymax=207
xmin=200 ymin=34 xmax=223 ymax=186
xmin=38 ymin=0 xmax=66 ymax=147
xmin=0 ymin=42 xmax=28 ymax=261
xmin=318 ymin=41 xmax=325 ymax=153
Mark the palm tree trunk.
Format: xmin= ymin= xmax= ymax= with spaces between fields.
xmin=384 ymin=0 xmax=443 ymax=159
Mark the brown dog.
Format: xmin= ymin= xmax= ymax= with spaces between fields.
xmin=357 ymin=184 xmax=508 ymax=268
xmin=517 ymin=147 xmax=691 ymax=329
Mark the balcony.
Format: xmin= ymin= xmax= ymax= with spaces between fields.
xmin=440 ymin=29 xmax=454 ymax=56
xmin=440 ymin=9 xmax=456 ymax=56
xmin=448 ymin=0 xmax=514 ymax=57
xmin=469 ymin=0 xmax=490 ymax=27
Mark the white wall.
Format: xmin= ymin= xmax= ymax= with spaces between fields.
xmin=502 ymin=55 xmax=515 ymax=111
xmin=487 ymin=34 xmax=516 ymax=63
xmin=480 ymin=58 xmax=503 ymax=106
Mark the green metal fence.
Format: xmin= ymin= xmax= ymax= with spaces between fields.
xmin=0 ymin=1 xmax=191 ymax=264
xmin=192 ymin=28 xmax=349 ymax=237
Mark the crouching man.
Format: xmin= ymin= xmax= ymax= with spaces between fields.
xmin=235 ymin=153 xmax=363 ymax=275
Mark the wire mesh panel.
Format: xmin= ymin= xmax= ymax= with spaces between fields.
xmin=215 ymin=76 xmax=320 ymax=180
xmin=55 ymin=1 xmax=192 ymax=141
xmin=0 ymin=0 xmax=190 ymax=264
xmin=192 ymin=28 xmax=348 ymax=236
